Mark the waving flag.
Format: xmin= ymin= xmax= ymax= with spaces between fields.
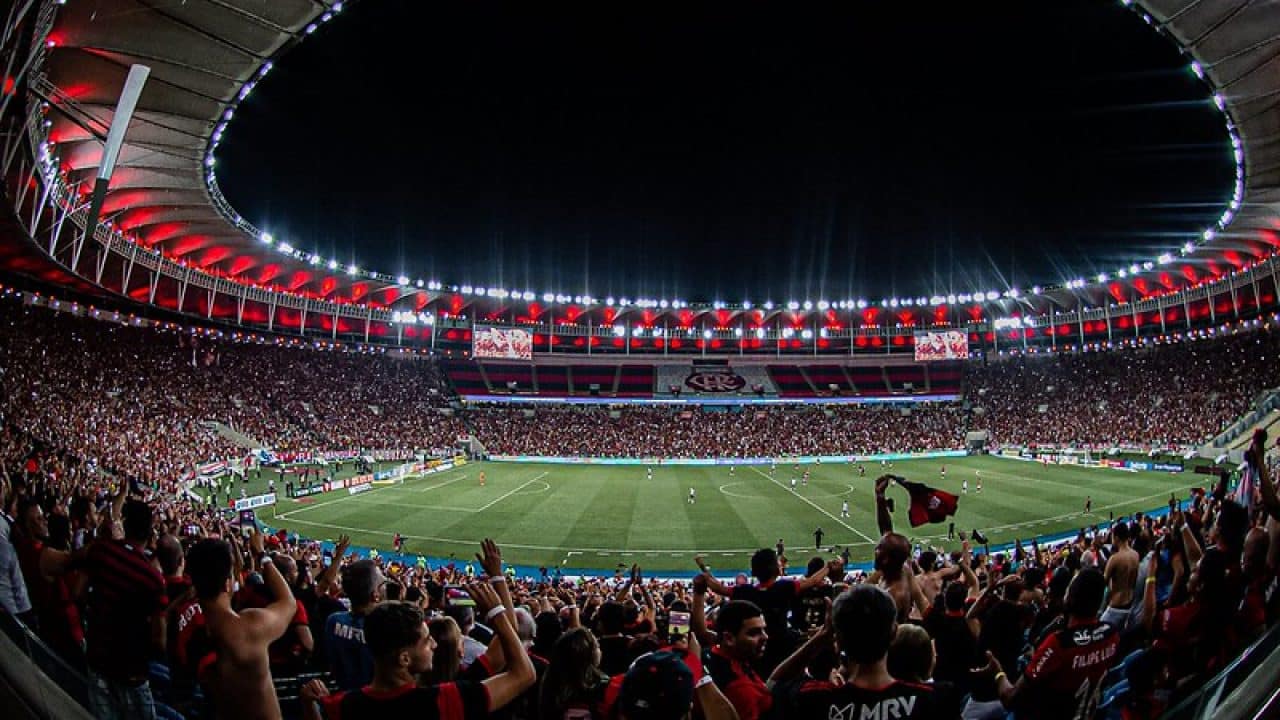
xmin=897 ymin=478 xmax=959 ymax=527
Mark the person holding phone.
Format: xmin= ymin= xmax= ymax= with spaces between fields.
xmin=694 ymin=577 xmax=772 ymax=720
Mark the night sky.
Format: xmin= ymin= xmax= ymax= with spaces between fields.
xmin=216 ymin=0 xmax=1235 ymax=303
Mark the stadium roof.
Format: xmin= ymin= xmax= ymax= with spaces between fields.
xmin=8 ymin=0 xmax=1280 ymax=320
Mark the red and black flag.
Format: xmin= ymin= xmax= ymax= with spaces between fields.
xmin=896 ymin=478 xmax=959 ymax=527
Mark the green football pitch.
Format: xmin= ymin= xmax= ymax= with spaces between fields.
xmin=252 ymin=456 xmax=1199 ymax=573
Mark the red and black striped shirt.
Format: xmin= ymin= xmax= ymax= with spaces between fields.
xmin=85 ymin=539 xmax=166 ymax=682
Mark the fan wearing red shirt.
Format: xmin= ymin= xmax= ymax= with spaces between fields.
xmin=300 ymin=581 xmax=534 ymax=720
xmin=976 ymin=568 xmax=1118 ymax=720
xmin=702 ymin=599 xmax=772 ymax=720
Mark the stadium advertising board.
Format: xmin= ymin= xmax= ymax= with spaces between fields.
xmin=914 ymin=330 xmax=968 ymax=362
xmin=234 ymin=493 xmax=276 ymax=511
xmin=473 ymin=326 xmax=533 ymax=360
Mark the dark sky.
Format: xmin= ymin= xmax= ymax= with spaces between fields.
xmin=216 ymin=0 xmax=1235 ymax=303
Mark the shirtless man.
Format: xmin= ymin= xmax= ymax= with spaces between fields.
xmin=872 ymin=475 xmax=930 ymax=621
xmin=188 ymin=530 xmax=298 ymax=720
xmin=1101 ymin=520 xmax=1139 ymax=632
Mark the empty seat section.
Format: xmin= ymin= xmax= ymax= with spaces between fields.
xmin=928 ymin=362 xmax=963 ymax=395
xmin=885 ymin=365 xmax=927 ymax=392
xmin=444 ymin=360 xmax=490 ymax=395
xmin=616 ymin=365 xmax=654 ymax=397
xmin=850 ymin=366 xmax=889 ymax=396
xmin=804 ymin=365 xmax=854 ymax=394
xmin=767 ymin=365 xmax=813 ymax=397
xmin=536 ymin=365 xmax=570 ymax=394
xmin=570 ymin=365 xmax=616 ymax=395
xmin=482 ymin=363 xmax=534 ymax=392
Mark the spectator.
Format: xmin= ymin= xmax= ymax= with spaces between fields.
xmin=325 ymin=559 xmax=383 ymax=690
xmin=975 ymin=568 xmax=1118 ymax=720
xmin=83 ymin=498 xmax=167 ymax=720
xmin=768 ymin=584 xmax=939 ymax=718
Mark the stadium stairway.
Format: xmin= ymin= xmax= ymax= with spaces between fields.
xmin=206 ymin=420 xmax=263 ymax=450
xmin=1226 ymin=409 xmax=1280 ymax=451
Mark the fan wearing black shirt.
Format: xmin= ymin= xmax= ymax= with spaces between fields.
xmin=695 ymin=548 xmax=834 ymax=671
xmin=768 ymin=584 xmax=940 ymax=719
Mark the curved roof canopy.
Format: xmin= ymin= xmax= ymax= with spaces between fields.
xmin=17 ymin=0 xmax=1280 ymax=317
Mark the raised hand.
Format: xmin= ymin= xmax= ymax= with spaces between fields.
xmin=476 ymin=538 xmax=503 ymax=578
xmin=333 ymin=534 xmax=351 ymax=559
xmin=465 ymin=581 xmax=501 ymax=617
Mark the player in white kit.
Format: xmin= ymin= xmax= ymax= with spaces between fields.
xmin=840 ymin=500 xmax=850 ymax=518
xmin=688 ymin=487 xmax=697 ymax=504
xmin=790 ymin=476 xmax=798 ymax=490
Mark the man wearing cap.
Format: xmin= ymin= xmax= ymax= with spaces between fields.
xmin=613 ymin=644 xmax=741 ymax=720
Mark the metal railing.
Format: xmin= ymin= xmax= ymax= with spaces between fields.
xmin=1162 ymin=620 xmax=1280 ymax=720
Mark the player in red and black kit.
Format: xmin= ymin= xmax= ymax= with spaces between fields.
xmin=300 ymin=582 xmax=534 ymax=720
xmin=975 ymin=568 xmax=1118 ymax=720
xmin=768 ymin=584 xmax=938 ymax=719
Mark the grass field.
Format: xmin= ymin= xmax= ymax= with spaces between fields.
xmin=249 ymin=456 xmax=1199 ymax=573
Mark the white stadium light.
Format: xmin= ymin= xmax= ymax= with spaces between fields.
xmin=985 ymin=291 xmax=1000 ymax=301
xmin=743 ymin=300 xmax=753 ymax=309
xmin=397 ymin=275 xmax=409 ymax=286
xmin=613 ymin=325 xmax=626 ymax=336
xmin=1203 ymin=229 xmax=1216 ymax=241
xmin=755 ymin=327 xmax=766 ymax=339
xmin=764 ymin=301 xmax=775 ymax=310
xmin=735 ymin=327 xmax=743 ymax=337
xmin=817 ymin=300 xmax=829 ymax=311
xmin=660 ymin=300 xmax=670 ymax=309
xmin=259 ymin=232 xmax=273 ymax=244
xmin=328 ymin=259 xmax=338 ymax=270
xmin=802 ymin=301 xmax=813 ymax=311
xmin=1129 ymin=264 xmax=1140 ymax=275
xmin=348 ymin=264 xmax=358 ymax=276
xmin=801 ymin=329 xmax=813 ymax=339
xmin=856 ymin=300 xmax=867 ymax=309
xmin=946 ymin=295 xmax=956 ymax=305
xmin=702 ymin=329 xmax=712 ymax=339
xmin=278 ymin=242 xmax=293 ymax=254
xmin=607 ymin=297 xmax=616 ymax=306
xmin=543 ymin=293 xmax=555 ymax=302
xmin=1158 ymin=253 xmax=1173 ymax=265
xmin=1097 ymin=273 xmax=1109 ymax=283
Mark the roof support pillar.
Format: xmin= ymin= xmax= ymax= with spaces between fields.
xmin=147 ymin=270 xmax=159 ymax=305
xmin=122 ymin=242 xmax=138 ymax=294
xmin=267 ymin=295 xmax=277 ymax=332
xmin=236 ymin=291 xmax=246 ymax=326
xmin=176 ymin=267 xmax=191 ymax=313
xmin=206 ymin=286 xmax=215 ymax=319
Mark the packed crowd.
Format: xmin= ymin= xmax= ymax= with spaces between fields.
xmin=3 ymin=414 xmax=1279 ymax=720
xmin=967 ymin=331 xmax=1280 ymax=449
xmin=0 ymin=304 xmax=465 ymax=487
xmin=466 ymin=404 xmax=966 ymax=458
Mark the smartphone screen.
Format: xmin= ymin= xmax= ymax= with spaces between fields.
xmin=668 ymin=611 xmax=691 ymax=638
xmin=445 ymin=586 xmax=476 ymax=608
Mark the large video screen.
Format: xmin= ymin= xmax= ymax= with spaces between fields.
xmin=914 ymin=330 xmax=968 ymax=361
xmin=473 ymin=326 xmax=533 ymax=360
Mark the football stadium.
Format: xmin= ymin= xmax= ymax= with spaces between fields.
xmin=2 ymin=1 xmax=1280 ymax=719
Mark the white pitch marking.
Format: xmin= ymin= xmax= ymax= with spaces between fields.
xmin=749 ymin=467 xmax=875 ymax=543
xmin=475 ymin=472 xmax=550 ymax=512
